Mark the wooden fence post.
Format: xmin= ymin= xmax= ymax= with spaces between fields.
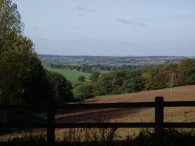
xmin=47 ymin=101 xmax=55 ymax=146
xmin=155 ymin=96 xmax=164 ymax=145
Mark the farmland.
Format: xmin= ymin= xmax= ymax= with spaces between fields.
xmin=57 ymin=85 xmax=195 ymax=124
xmin=44 ymin=66 xmax=91 ymax=82
xmin=41 ymin=57 xmax=195 ymax=100
xmin=92 ymin=85 xmax=195 ymax=122
xmin=1 ymin=85 xmax=195 ymax=141
xmin=55 ymin=85 xmax=195 ymax=139
xmin=91 ymin=85 xmax=195 ymax=103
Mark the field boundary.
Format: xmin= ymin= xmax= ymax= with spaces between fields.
xmin=1 ymin=96 xmax=195 ymax=145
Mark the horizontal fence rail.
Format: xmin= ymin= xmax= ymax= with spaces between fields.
xmin=0 ymin=104 xmax=48 ymax=111
xmin=57 ymin=102 xmax=155 ymax=109
xmin=164 ymin=101 xmax=195 ymax=107
xmin=1 ymin=101 xmax=195 ymax=109
xmin=1 ymin=96 xmax=195 ymax=146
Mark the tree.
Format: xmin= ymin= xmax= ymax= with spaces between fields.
xmin=95 ymin=73 xmax=115 ymax=95
xmin=0 ymin=0 xmax=23 ymax=57
xmin=142 ymin=66 xmax=158 ymax=90
xmin=177 ymin=58 xmax=195 ymax=85
xmin=123 ymin=70 xmax=144 ymax=93
xmin=78 ymin=76 xmax=86 ymax=82
xmin=73 ymin=82 xmax=93 ymax=99
xmin=47 ymin=72 xmax=73 ymax=102
xmin=152 ymin=69 xmax=170 ymax=89
xmin=0 ymin=0 xmax=51 ymax=104
xmin=89 ymin=72 xmax=100 ymax=81
xmin=142 ymin=72 xmax=153 ymax=90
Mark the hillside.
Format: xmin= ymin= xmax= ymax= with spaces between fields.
xmin=57 ymin=85 xmax=195 ymax=123
xmin=44 ymin=66 xmax=91 ymax=82
xmin=89 ymin=85 xmax=195 ymax=103
xmin=2 ymin=85 xmax=195 ymax=141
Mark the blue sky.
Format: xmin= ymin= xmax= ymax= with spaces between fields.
xmin=13 ymin=0 xmax=195 ymax=56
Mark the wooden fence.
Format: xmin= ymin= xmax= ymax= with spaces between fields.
xmin=1 ymin=96 xmax=195 ymax=145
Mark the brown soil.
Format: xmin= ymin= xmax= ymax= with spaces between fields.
xmin=1 ymin=85 xmax=195 ymax=141
xmin=56 ymin=85 xmax=195 ymax=123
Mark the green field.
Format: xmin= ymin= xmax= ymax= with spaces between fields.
xmin=45 ymin=66 xmax=91 ymax=82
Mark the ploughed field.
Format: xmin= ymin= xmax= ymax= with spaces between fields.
xmin=1 ymin=85 xmax=195 ymax=141
xmin=56 ymin=85 xmax=195 ymax=124
xmin=55 ymin=85 xmax=195 ymax=139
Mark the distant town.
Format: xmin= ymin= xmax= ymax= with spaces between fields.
xmin=39 ymin=55 xmax=194 ymax=66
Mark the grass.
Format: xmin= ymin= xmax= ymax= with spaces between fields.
xmin=44 ymin=66 xmax=91 ymax=82
xmin=2 ymin=128 xmax=195 ymax=146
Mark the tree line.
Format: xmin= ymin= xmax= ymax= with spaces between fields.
xmin=49 ymin=63 xmax=137 ymax=73
xmin=73 ymin=58 xmax=195 ymax=98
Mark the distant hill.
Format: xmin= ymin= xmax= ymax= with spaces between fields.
xmin=38 ymin=54 xmax=192 ymax=66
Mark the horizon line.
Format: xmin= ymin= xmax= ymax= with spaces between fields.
xmin=38 ymin=54 xmax=194 ymax=58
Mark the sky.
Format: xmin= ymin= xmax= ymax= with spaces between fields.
xmin=12 ymin=0 xmax=195 ymax=56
